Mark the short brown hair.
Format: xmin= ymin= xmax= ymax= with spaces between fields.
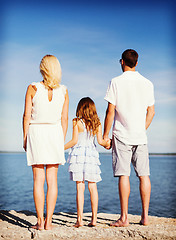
xmin=122 ymin=49 xmax=138 ymax=68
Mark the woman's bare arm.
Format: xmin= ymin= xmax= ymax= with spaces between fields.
xmin=23 ymin=85 xmax=35 ymax=151
xmin=61 ymin=89 xmax=69 ymax=141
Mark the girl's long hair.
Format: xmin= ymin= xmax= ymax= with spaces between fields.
xmin=76 ymin=97 xmax=101 ymax=135
xmin=40 ymin=55 xmax=62 ymax=89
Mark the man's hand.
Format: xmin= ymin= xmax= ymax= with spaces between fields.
xmin=104 ymin=136 xmax=112 ymax=150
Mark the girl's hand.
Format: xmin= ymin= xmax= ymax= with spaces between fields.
xmin=105 ymin=138 xmax=112 ymax=150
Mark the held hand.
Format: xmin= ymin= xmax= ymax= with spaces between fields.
xmin=105 ymin=139 xmax=112 ymax=150
xmin=103 ymin=136 xmax=112 ymax=150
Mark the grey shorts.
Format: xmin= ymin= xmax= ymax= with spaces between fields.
xmin=112 ymin=135 xmax=150 ymax=177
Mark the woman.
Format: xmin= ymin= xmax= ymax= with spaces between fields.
xmin=23 ymin=55 xmax=69 ymax=230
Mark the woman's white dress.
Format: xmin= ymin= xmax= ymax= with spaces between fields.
xmin=67 ymin=120 xmax=102 ymax=183
xmin=27 ymin=82 xmax=66 ymax=166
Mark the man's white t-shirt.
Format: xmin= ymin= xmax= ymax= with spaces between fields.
xmin=104 ymin=71 xmax=155 ymax=145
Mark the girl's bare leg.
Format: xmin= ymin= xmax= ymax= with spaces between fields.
xmin=32 ymin=165 xmax=45 ymax=230
xmin=88 ymin=182 xmax=98 ymax=226
xmin=45 ymin=164 xmax=59 ymax=230
xmin=75 ymin=181 xmax=85 ymax=227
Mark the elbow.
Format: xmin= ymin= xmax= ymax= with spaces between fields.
xmin=61 ymin=116 xmax=68 ymax=125
xmin=152 ymin=109 xmax=155 ymax=118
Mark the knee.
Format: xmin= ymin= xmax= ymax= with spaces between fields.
xmin=139 ymin=176 xmax=151 ymax=187
xmin=88 ymin=182 xmax=96 ymax=193
xmin=76 ymin=182 xmax=85 ymax=192
xmin=33 ymin=174 xmax=45 ymax=185
xmin=139 ymin=175 xmax=150 ymax=182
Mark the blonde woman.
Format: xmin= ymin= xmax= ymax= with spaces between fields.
xmin=65 ymin=97 xmax=110 ymax=227
xmin=23 ymin=55 xmax=69 ymax=230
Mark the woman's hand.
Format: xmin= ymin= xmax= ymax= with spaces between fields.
xmin=23 ymin=137 xmax=27 ymax=151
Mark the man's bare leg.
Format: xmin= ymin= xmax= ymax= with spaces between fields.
xmin=139 ymin=176 xmax=151 ymax=225
xmin=110 ymin=176 xmax=130 ymax=227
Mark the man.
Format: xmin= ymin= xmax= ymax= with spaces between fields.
xmin=103 ymin=49 xmax=155 ymax=227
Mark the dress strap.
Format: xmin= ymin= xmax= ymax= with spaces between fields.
xmin=80 ymin=119 xmax=86 ymax=130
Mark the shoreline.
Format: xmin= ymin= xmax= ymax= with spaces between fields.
xmin=0 ymin=210 xmax=176 ymax=240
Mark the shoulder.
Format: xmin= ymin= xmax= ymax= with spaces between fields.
xmin=56 ymin=84 xmax=68 ymax=97
xmin=26 ymin=82 xmax=40 ymax=98
xmin=111 ymin=73 xmax=124 ymax=82
xmin=137 ymin=72 xmax=154 ymax=88
xmin=72 ymin=118 xmax=82 ymax=129
xmin=109 ymin=74 xmax=125 ymax=87
xmin=59 ymin=84 xmax=67 ymax=93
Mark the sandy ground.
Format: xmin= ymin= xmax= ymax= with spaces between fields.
xmin=0 ymin=210 xmax=176 ymax=240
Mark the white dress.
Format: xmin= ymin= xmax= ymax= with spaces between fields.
xmin=67 ymin=120 xmax=102 ymax=183
xmin=27 ymin=82 xmax=67 ymax=166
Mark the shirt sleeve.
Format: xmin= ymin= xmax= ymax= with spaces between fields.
xmin=104 ymin=80 xmax=116 ymax=105
xmin=148 ymin=83 xmax=155 ymax=106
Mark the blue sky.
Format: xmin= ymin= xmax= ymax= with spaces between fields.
xmin=0 ymin=0 xmax=176 ymax=152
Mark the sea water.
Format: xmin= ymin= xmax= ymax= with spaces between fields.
xmin=0 ymin=153 xmax=175 ymax=218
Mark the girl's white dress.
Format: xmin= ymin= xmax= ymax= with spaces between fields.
xmin=27 ymin=82 xmax=66 ymax=166
xmin=67 ymin=120 xmax=102 ymax=182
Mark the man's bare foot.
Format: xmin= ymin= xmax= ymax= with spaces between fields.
xmin=140 ymin=218 xmax=149 ymax=226
xmin=74 ymin=221 xmax=83 ymax=228
xmin=31 ymin=223 xmax=44 ymax=230
xmin=110 ymin=218 xmax=129 ymax=227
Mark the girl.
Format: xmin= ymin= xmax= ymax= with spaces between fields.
xmin=64 ymin=97 xmax=110 ymax=227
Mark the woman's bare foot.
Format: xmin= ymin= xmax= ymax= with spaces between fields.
xmin=74 ymin=221 xmax=83 ymax=228
xmin=110 ymin=218 xmax=129 ymax=227
xmin=44 ymin=220 xmax=53 ymax=230
xmin=31 ymin=222 xmax=44 ymax=230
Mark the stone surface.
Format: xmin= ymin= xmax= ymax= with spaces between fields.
xmin=0 ymin=210 xmax=176 ymax=240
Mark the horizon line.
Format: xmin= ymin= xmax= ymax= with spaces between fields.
xmin=0 ymin=151 xmax=176 ymax=156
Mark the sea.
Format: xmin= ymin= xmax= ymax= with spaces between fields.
xmin=0 ymin=152 xmax=175 ymax=219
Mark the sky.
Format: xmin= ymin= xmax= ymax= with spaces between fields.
xmin=0 ymin=0 xmax=176 ymax=153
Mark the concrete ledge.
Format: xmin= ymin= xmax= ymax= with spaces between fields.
xmin=0 ymin=210 xmax=176 ymax=239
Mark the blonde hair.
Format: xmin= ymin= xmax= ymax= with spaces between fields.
xmin=40 ymin=55 xmax=62 ymax=89
xmin=76 ymin=97 xmax=101 ymax=136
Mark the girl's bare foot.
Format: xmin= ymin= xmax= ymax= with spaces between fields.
xmin=88 ymin=218 xmax=97 ymax=227
xmin=110 ymin=218 xmax=129 ymax=227
xmin=88 ymin=222 xmax=96 ymax=227
xmin=74 ymin=221 xmax=83 ymax=228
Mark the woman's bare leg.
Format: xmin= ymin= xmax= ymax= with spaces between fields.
xmin=45 ymin=164 xmax=59 ymax=230
xmin=75 ymin=181 xmax=85 ymax=227
xmin=32 ymin=165 xmax=45 ymax=230
xmin=88 ymin=182 xmax=98 ymax=226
